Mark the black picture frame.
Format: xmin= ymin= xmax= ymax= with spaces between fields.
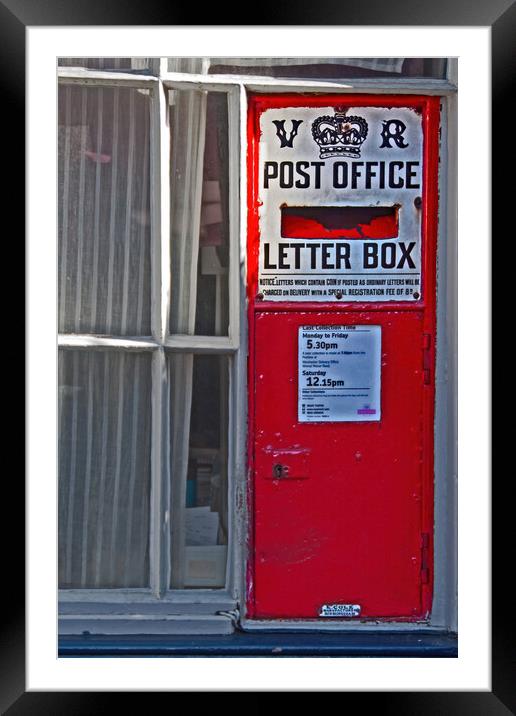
xmin=12 ymin=0 xmax=508 ymax=710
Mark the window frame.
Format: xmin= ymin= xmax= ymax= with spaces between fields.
xmin=57 ymin=58 xmax=457 ymax=636
xmin=57 ymin=70 xmax=243 ymax=626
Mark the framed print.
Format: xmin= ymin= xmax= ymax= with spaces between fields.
xmin=15 ymin=0 xmax=507 ymax=709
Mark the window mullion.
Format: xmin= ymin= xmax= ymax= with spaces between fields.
xmin=58 ymin=67 xmax=159 ymax=87
xmin=58 ymin=335 xmax=158 ymax=350
xmin=149 ymin=79 xmax=172 ymax=597
xmin=159 ymin=81 xmax=172 ymax=343
xmin=150 ymin=80 xmax=171 ymax=343
xmin=225 ymin=83 xmax=249 ymax=597
xmin=150 ymin=347 xmax=170 ymax=597
xmin=227 ymin=87 xmax=241 ymax=346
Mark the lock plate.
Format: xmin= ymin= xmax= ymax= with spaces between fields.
xmin=262 ymin=447 xmax=310 ymax=480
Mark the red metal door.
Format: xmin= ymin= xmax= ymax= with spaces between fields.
xmin=253 ymin=310 xmax=426 ymax=619
xmin=247 ymin=95 xmax=439 ymax=621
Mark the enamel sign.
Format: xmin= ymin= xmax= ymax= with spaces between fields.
xmin=258 ymin=105 xmax=423 ymax=301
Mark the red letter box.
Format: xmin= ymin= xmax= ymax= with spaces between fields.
xmin=247 ymin=95 xmax=439 ymax=621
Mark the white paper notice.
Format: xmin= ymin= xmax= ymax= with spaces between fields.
xmin=185 ymin=506 xmax=219 ymax=546
xmin=298 ymin=325 xmax=381 ymax=422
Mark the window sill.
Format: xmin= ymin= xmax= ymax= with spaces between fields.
xmin=59 ymin=589 xmax=237 ymax=614
xmin=59 ymin=613 xmax=235 ymax=636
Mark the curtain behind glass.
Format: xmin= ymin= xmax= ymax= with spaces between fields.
xmin=58 ymin=84 xmax=152 ymax=336
xmin=169 ymin=354 xmax=229 ymax=589
xmin=169 ymin=90 xmax=230 ymax=337
xmin=58 ymin=350 xmax=152 ymax=588
xmin=169 ymin=88 xmax=207 ymax=335
xmin=58 ymin=57 xmax=159 ymax=73
xmin=206 ymin=57 xmax=447 ymax=79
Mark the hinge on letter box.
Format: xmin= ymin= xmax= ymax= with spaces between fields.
xmin=421 ymin=532 xmax=430 ymax=584
xmin=422 ymin=333 xmax=432 ymax=385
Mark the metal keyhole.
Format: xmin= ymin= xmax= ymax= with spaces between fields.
xmin=273 ymin=463 xmax=289 ymax=478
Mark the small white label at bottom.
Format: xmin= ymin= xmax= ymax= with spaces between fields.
xmin=319 ymin=604 xmax=361 ymax=617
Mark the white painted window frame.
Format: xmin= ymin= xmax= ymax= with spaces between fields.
xmin=58 ymin=59 xmax=457 ymax=635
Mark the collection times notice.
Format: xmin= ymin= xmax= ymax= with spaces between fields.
xmin=298 ymin=325 xmax=381 ymax=423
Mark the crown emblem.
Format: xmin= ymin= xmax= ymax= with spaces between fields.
xmin=311 ymin=108 xmax=368 ymax=159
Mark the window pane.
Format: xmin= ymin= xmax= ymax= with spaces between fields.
xmin=169 ymin=354 xmax=229 ymax=588
xmin=164 ymin=56 xmax=448 ymax=80
xmin=58 ymin=85 xmax=152 ymax=335
xmin=167 ymin=58 xmax=206 ymax=73
xmin=58 ymin=350 xmax=152 ymax=588
xmin=208 ymin=57 xmax=448 ymax=79
xmin=59 ymin=57 xmax=159 ymax=74
xmin=169 ymin=90 xmax=230 ymax=336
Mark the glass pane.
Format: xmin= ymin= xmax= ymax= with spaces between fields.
xmin=167 ymin=58 xmax=206 ymax=73
xmin=169 ymin=90 xmax=230 ymax=336
xmin=169 ymin=354 xmax=229 ymax=588
xmin=59 ymin=57 xmax=159 ymax=74
xmin=207 ymin=57 xmax=448 ymax=79
xmin=58 ymin=350 xmax=152 ymax=588
xmin=58 ymin=85 xmax=152 ymax=335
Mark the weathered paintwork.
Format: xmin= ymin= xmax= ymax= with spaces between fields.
xmin=247 ymin=95 xmax=439 ymax=621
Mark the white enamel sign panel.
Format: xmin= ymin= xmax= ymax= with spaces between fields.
xmin=258 ymin=105 xmax=423 ymax=301
xmin=298 ymin=325 xmax=381 ymax=422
